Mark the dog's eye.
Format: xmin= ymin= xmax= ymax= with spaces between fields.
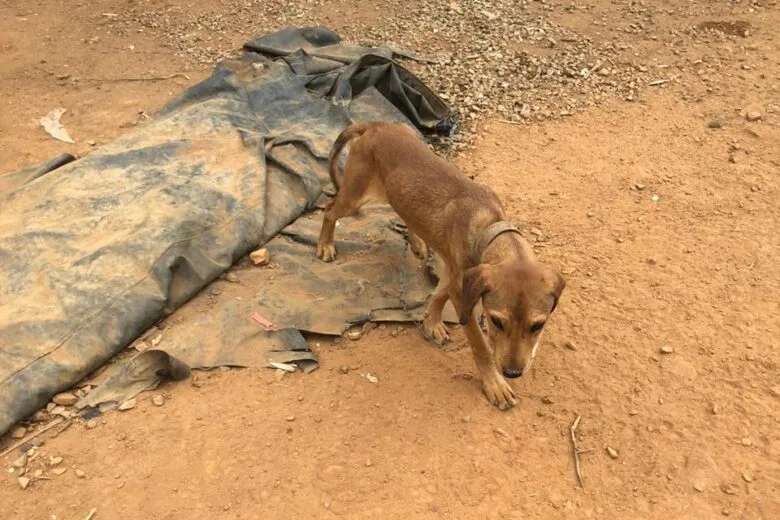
xmin=530 ymin=321 xmax=546 ymax=334
xmin=490 ymin=316 xmax=505 ymax=332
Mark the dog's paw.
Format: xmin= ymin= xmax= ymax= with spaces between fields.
xmin=482 ymin=374 xmax=516 ymax=411
xmin=408 ymin=234 xmax=428 ymax=260
xmin=316 ymin=242 xmax=337 ymax=262
xmin=422 ymin=318 xmax=449 ymax=345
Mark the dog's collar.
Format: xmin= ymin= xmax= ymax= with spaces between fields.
xmin=473 ymin=221 xmax=523 ymax=264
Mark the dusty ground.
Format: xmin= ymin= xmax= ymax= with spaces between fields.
xmin=1 ymin=0 xmax=779 ymax=519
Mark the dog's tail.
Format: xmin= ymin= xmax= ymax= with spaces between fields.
xmin=328 ymin=121 xmax=383 ymax=190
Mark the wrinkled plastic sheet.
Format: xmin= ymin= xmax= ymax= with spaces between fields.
xmin=0 ymin=26 xmax=455 ymax=435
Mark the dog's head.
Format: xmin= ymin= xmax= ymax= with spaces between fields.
xmin=459 ymin=261 xmax=566 ymax=379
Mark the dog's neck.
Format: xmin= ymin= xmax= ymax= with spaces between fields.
xmin=471 ymin=221 xmax=525 ymax=265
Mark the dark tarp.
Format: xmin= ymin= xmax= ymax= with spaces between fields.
xmin=0 ymin=27 xmax=456 ymax=435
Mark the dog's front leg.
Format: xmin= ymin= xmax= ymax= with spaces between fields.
xmin=461 ymin=311 xmax=516 ymax=410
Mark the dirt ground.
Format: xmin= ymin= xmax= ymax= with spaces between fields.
xmin=1 ymin=0 xmax=779 ymax=519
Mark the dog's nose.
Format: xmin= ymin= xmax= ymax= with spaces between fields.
xmin=502 ymin=367 xmax=523 ymax=379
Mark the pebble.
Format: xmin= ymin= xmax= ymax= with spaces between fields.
xmin=75 ymin=469 xmax=86 ymax=478
xmin=250 ymin=248 xmax=270 ymax=266
xmin=118 ymin=398 xmax=137 ymax=411
xmin=10 ymin=426 xmax=27 ymax=439
xmin=210 ymin=287 xmax=222 ymax=296
xmin=693 ymin=482 xmax=705 ymax=492
xmin=634 ymin=183 xmax=646 ymax=190
xmin=339 ymin=365 xmax=349 ymax=374
xmin=650 ymin=194 xmax=660 ymax=202
xmin=86 ymin=419 xmax=98 ymax=430
xmin=12 ymin=454 xmax=27 ymax=468
xmin=740 ymin=437 xmax=753 ymax=446
xmin=346 ymin=330 xmax=363 ymax=341
xmin=742 ymin=473 xmax=753 ymax=483
xmin=745 ymin=111 xmax=762 ymax=122
xmin=606 ymin=446 xmax=619 ymax=459
xmin=18 ymin=476 xmax=31 ymax=490
xmin=152 ymin=395 xmax=165 ymax=407
xmin=87 ymin=139 xmax=97 ymax=146
xmin=707 ymin=119 xmax=723 ymax=129
xmin=541 ymin=396 xmax=554 ymax=405
xmin=286 ymin=415 xmax=295 ymax=422
xmin=710 ymin=403 xmax=720 ymax=415
xmin=225 ymin=272 xmax=239 ymax=283
xmin=722 ymin=509 xmax=730 ymax=517
xmin=769 ymin=385 xmax=780 ymax=397
xmin=660 ymin=346 xmax=674 ymax=354
xmin=49 ymin=456 xmax=63 ymax=466
xmin=564 ymin=340 xmax=578 ymax=351
xmin=52 ymin=467 xmax=68 ymax=476
xmin=365 ymin=460 xmax=373 ymax=467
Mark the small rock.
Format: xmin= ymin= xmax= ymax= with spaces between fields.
xmin=363 ymin=373 xmax=378 ymax=384
xmin=225 ymin=272 xmax=239 ymax=283
xmin=745 ymin=111 xmax=762 ymax=122
xmin=52 ymin=467 xmax=68 ymax=476
xmin=646 ymin=258 xmax=658 ymax=265
xmin=86 ymin=419 xmax=98 ymax=430
xmin=75 ymin=469 xmax=86 ymax=478
xmin=12 ymin=454 xmax=27 ymax=468
xmin=53 ymin=392 xmax=78 ymax=406
xmin=634 ymin=183 xmax=646 ymax=191
xmin=10 ymin=426 xmax=27 ymax=439
xmin=286 ymin=415 xmax=295 ymax=422
xmin=49 ymin=456 xmax=63 ymax=466
xmin=740 ymin=437 xmax=753 ymax=446
xmin=250 ymin=248 xmax=270 ymax=266
xmin=721 ymin=484 xmax=737 ymax=495
xmin=87 ymin=139 xmax=97 ymax=146
xmin=118 ymin=398 xmax=136 ymax=411
xmin=564 ymin=340 xmax=578 ymax=351
xmin=346 ymin=330 xmax=363 ymax=341
xmin=606 ymin=447 xmax=619 ymax=459
xmin=710 ymin=403 xmax=720 ymax=414
xmin=18 ymin=476 xmax=31 ymax=490
xmin=742 ymin=473 xmax=753 ymax=483
xmin=660 ymin=346 xmax=674 ymax=354
xmin=152 ymin=395 xmax=165 ymax=407
xmin=339 ymin=365 xmax=349 ymax=374
xmin=650 ymin=194 xmax=660 ymax=202
xmin=722 ymin=508 xmax=730 ymax=517
xmin=541 ymin=396 xmax=554 ymax=405
xmin=210 ymin=287 xmax=222 ymax=296
xmin=31 ymin=410 xmax=49 ymax=422
xmin=34 ymin=469 xmax=43 ymax=477
xmin=448 ymin=2 xmax=462 ymax=14
xmin=365 ymin=459 xmax=373 ymax=467
xmin=707 ymin=119 xmax=723 ymax=129
xmin=769 ymin=385 xmax=780 ymax=397
xmin=693 ymin=482 xmax=705 ymax=492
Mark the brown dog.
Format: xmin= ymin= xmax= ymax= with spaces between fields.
xmin=316 ymin=121 xmax=566 ymax=409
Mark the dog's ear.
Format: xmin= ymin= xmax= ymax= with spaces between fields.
xmin=459 ymin=264 xmax=494 ymax=325
xmin=549 ymin=269 xmax=566 ymax=313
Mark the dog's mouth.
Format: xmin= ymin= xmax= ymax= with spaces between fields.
xmin=502 ymin=367 xmax=524 ymax=379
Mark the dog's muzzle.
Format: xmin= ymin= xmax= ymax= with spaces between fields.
xmin=502 ymin=367 xmax=523 ymax=379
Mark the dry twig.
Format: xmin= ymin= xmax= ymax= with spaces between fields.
xmin=570 ymin=414 xmax=587 ymax=489
xmin=84 ymin=508 xmax=97 ymax=520
xmin=0 ymin=418 xmax=66 ymax=457
xmin=83 ymin=73 xmax=190 ymax=83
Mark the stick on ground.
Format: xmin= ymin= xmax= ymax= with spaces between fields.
xmin=0 ymin=417 xmax=66 ymax=457
xmin=570 ymin=414 xmax=586 ymax=489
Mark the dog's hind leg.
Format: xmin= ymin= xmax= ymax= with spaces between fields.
xmin=316 ymin=156 xmax=374 ymax=262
